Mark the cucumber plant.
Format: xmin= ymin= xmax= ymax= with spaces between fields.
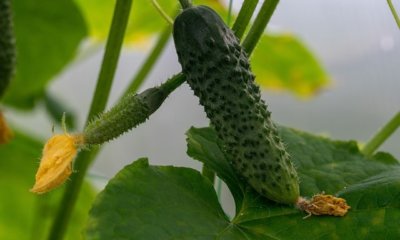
xmin=0 ymin=0 xmax=399 ymax=240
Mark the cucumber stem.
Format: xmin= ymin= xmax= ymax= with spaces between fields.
xmin=159 ymin=73 xmax=186 ymax=94
xmin=47 ymin=1 xmax=133 ymax=239
xmin=387 ymin=0 xmax=400 ymax=29
xmin=242 ymin=0 xmax=279 ymax=55
xmin=178 ymin=0 xmax=192 ymax=9
xmin=86 ymin=1 xmax=132 ymax=122
xmin=232 ymin=0 xmax=259 ymax=39
xmin=362 ymin=111 xmax=400 ymax=156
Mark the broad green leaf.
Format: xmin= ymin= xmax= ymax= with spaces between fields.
xmin=3 ymin=0 xmax=87 ymax=109
xmin=252 ymin=34 xmax=330 ymax=98
xmin=86 ymin=158 xmax=234 ymax=240
xmin=73 ymin=0 xmax=226 ymax=44
xmin=0 ymin=130 xmax=96 ymax=240
xmin=87 ymin=126 xmax=400 ymax=239
xmin=188 ymin=126 xmax=400 ymax=239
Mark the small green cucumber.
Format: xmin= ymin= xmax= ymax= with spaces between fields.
xmin=0 ymin=0 xmax=16 ymax=99
xmin=83 ymin=86 xmax=168 ymax=145
xmin=173 ymin=5 xmax=299 ymax=204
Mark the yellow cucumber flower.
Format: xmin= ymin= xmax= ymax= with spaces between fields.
xmin=297 ymin=193 xmax=351 ymax=218
xmin=30 ymin=133 xmax=83 ymax=194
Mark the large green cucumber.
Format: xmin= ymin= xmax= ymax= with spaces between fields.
xmin=173 ymin=5 xmax=299 ymax=204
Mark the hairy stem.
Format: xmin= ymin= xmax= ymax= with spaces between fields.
xmin=47 ymin=1 xmax=133 ymax=239
xmin=242 ymin=0 xmax=279 ymax=55
xmin=123 ymin=26 xmax=172 ymax=97
xmin=159 ymin=73 xmax=186 ymax=94
xmin=362 ymin=111 xmax=400 ymax=156
xmin=387 ymin=0 xmax=400 ymax=29
xmin=232 ymin=0 xmax=259 ymax=39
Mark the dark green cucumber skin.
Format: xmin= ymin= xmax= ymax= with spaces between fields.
xmin=0 ymin=0 xmax=15 ymax=98
xmin=173 ymin=6 xmax=299 ymax=204
xmin=84 ymin=87 xmax=167 ymax=145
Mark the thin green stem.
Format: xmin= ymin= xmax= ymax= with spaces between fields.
xmin=30 ymin=196 xmax=50 ymax=240
xmin=388 ymin=0 xmax=400 ymax=29
xmin=47 ymin=1 xmax=133 ymax=239
xmin=123 ymin=26 xmax=172 ymax=97
xmin=159 ymin=73 xmax=186 ymax=94
xmin=362 ymin=111 xmax=400 ymax=156
xmin=242 ymin=0 xmax=279 ymax=55
xmin=86 ymin=0 xmax=133 ymax=122
xmin=232 ymin=0 xmax=259 ymax=39
xmin=178 ymin=0 xmax=192 ymax=9
xmin=47 ymin=150 xmax=99 ymax=240
xmin=151 ymin=0 xmax=173 ymax=25
xmin=227 ymin=0 xmax=234 ymax=25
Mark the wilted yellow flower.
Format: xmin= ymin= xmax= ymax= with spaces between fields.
xmin=297 ymin=193 xmax=350 ymax=218
xmin=30 ymin=134 xmax=83 ymax=194
xmin=0 ymin=111 xmax=13 ymax=144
